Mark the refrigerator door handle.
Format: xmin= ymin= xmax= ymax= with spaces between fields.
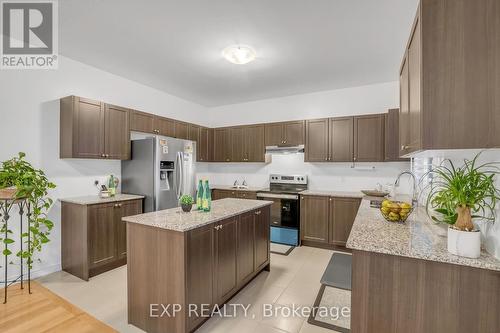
xmin=176 ymin=152 xmax=183 ymax=199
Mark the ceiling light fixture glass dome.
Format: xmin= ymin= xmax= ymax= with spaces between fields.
xmin=222 ymin=44 xmax=256 ymax=65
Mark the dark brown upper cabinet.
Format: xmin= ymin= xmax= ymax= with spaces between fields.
xmin=264 ymin=120 xmax=305 ymax=146
xmin=399 ymin=1 xmax=500 ymax=157
xmin=104 ymin=104 xmax=131 ymax=160
xmin=197 ymin=127 xmax=212 ymax=162
xmin=305 ymin=118 xmax=329 ymax=162
xmin=174 ymin=121 xmax=189 ymax=140
xmin=188 ymin=124 xmax=200 ymax=141
xmin=130 ymin=110 xmax=155 ymax=133
xmin=353 ymin=114 xmax=385 ymax=162
xmin=60 ymin=96 xmax=130 ymax=160
xmin=329 ymin=117 xmax=354 ymax=162
xmin=231 ymin=125 xmax=265 ymax=162
xmin=214 ymin=128 xmax=232 ymax=162
xmin=154 ymin=116 xmax=175 ymax=137
xmin=385 ymin=109 xmax=409 ymax=161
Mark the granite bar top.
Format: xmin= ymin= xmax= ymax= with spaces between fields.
xmin=123 ymin=198 xmax=273 ymax=232
xmin=59 ymin=193 xmax=145 ymax=205
xmin=300 ymin=190 xmax=364 ymax=198
xmin=347 ymin=199 xmax=500 ymax=272
xmin=211 ymin=185 xmax=265 ymax=192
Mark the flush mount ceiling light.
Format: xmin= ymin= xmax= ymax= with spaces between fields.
xmin=222 ymin=44 xmax=256 ymax=65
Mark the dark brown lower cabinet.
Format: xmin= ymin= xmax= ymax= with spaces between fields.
xmin=301 ymin=195 xmax=361 ymax=249
xmin=62 ymin=199 xmax=142 ymax=281
xmin=127 ymin=206 xmax=271 ymax=333
xmin=329 ymin=197 xmax=361 ymax=246
xmin=214 ymin=217 xmax=238 ymax=305
xmin=300 ymin=195 xmax=329 ymax=243
xmin=351 ymin=250 xmax=500 ymax=333
xmin=212 ymin=189 xmax=257 ymax=200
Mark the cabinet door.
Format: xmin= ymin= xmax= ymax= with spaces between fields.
xmin=88 ymin=203 xmax=116 ymax=269
xmin=329 ymin=197 xmax=361 ymax=246
xmin=244 ymin=125 xmax=265 ymax=162
xmin=353 ymin=114 xmax=385 ymax=162
xmin=174 ymin=121 xmax=189 ymax=139
xmin=186 ymin=224 xmax=214 ymax=331
xmin=264 ymin=123 xmax=284 ymax=146
xmin=73 ymin=97 xmax=105 ymax=158
xmin=214 ymin=128 xmax=231 ymax=162
xmin=237 ymin=212 xmax=255 ymax=285
xmin=305 ymin=119 xmax=329 ymax=162
xmin=188 ymin=124 xmax=200 ymax=142
xmin=254 ymin=207 xmax=270 ymax=271
xmin=407 ymin=17 xmax=421 ymax=154
xmin=212 ymin=190 xmax=236 ymax=200
xmin=130 ymin=110 xmax=155 ymax=134
xmin=214 ymin=217 xmax=238 ymax=304
xmin=283 ymin=120 xmax=305 ymax=146
xmin=329 ymin=117 xmax=353 ymax=162
xmin=399 ymin=54 xmax=410 ymax=157
xmin=104 ymin=104 xmax=130 ymax=160
xmin=230 ymin=127 xmax=246 ymax=162
xmin=155 ymin=116 xmax=175 ymax=137
xmin=237 ymin=191 xmax=257 ymax=200
xmin=300 ymin=196 xmax=328 ymax=243
xmin=116 ymin=200 xmax=142 ymax=259
xmin=385 ymin=109 xmax=409 ymax=161
xmin=198 ymin=127 xmax=210 ymax=162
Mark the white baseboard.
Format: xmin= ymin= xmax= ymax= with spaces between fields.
xmin=4 ymin=263 xmax=61 ymax=282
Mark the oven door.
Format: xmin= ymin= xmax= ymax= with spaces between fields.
xmin=256 ymin=192 xmax=299 ymax=228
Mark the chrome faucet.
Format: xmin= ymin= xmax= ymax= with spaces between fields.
xmin=394 ymin=171 xmax=418 ymax=206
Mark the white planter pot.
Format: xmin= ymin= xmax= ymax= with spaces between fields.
xmin=447 ymin=227 xmax=481 ymax=258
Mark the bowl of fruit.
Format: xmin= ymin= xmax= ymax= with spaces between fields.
xmin=380 ymin=199 xmax=413 ymax=223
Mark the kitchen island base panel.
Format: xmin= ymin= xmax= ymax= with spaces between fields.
xmin=127 ymin=205 xmax=271 ymax=333
xmin=351 ymin=249 xmax=500 ymax=333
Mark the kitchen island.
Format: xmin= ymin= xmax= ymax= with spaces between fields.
xmin=123 ymin=198 xmax=273 ymax=333
xmin=347 ymin=199 xmax=500 ymax=333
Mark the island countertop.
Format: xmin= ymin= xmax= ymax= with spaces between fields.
xmin=122 ymin=198 xmax=273 ymax=232
xmin=347 ymin=199 xmax=500 ymax=272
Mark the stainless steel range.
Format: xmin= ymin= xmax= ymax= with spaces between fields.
xmin=256 ymin=174 xmax=308 ymax=246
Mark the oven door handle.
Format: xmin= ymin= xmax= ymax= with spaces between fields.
xmin=256 ymin=192 xmax=299 ymax=200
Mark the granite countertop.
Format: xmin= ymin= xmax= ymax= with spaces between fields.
xmin=347 ymin=199 xmax=500 ymax=272
xmin=122 ymin=198 xmax=273 ymax=232
xmin=211 ymin=185 xmax=265 ymax=192
xmin=59 ymin=193 xmax=145 ymax=205
xmin=300 ymin=189 xmax=364 ymax=198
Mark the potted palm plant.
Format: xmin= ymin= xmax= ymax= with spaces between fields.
xmin=424 ymin=152 xmax=500 ymax=258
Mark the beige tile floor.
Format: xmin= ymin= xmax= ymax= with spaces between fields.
xmin=37 ymin=246 xmax=340 ymax=333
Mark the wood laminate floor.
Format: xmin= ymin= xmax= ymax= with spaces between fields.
xmin=0 ymin=281 xmax=116 ymax=333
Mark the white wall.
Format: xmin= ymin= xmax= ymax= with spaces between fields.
xmin=0 ymin=56 xmax=207 ymax=279
xmin=206 ymin=81 xmax=399 ymax=127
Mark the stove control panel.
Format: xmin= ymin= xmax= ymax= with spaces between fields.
xmin=269 ymin=174 xmax=308 ymax=185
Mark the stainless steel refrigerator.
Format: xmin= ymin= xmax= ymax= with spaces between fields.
xmin=121 ymin=135 xmax=196 ymax=212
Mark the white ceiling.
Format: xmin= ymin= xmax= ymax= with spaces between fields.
xmin=60 ymin=0 xmax=419 ymax=107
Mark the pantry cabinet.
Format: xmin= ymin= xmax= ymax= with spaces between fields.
xmin=60 ymin=96 xmax=130 ymax=160
xmin=399 ymin=0 xmax=500 ymax=156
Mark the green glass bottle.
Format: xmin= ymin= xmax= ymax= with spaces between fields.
xmin=202 ymin=180 xmax=211 ymax=212
xmin=196 ymin=180 xmax=204 ymax=210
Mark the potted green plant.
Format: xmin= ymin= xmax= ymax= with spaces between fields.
xmin=180 ymin=194 xmax=194 ymax=213
xmin=0 ymin=152 xmax=56 ymax=266
xmin=424 ymin=152 xmax=500 ymax=258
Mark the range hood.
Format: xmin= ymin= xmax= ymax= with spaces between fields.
xmin=265 ymin=144 xmax=305 ymax=154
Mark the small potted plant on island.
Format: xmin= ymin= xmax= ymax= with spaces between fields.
xmin=424 ymin=153 xmax=500 ymax=258
xmin=180 ymin=194 xmax=194 ymax=213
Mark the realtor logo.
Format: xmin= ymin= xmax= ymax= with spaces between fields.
xmin=1 ymin=0 xmax=58 ymax=69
